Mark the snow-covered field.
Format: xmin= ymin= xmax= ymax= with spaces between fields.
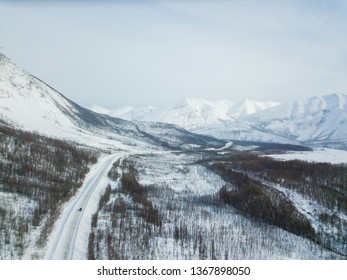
xmin=266 ymin=148 xmax=347 ymax=164
xmin=89 ymin=151 xmax=342 ymax=260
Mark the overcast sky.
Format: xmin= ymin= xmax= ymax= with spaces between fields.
xmin=1 ymin=0 xmax=347 ymax=108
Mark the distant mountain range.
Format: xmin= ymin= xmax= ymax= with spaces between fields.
xmin=91 ymin=98 xmax=279 ymax=130
xmin=92 ymin=94 xmax=347 ymax=150
xmin=0 ymin=52 xmax=223 ymax=151
xmin=1 ymin=51 xmax=345 ymax=151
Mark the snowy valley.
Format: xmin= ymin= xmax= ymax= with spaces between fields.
xmin=0 ymin=52 xmax=346 ymax=260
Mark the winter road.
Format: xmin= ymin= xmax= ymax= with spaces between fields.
xmin=45 ymin=153 xmax=125 ymax=260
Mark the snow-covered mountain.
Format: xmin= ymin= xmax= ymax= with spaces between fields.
xmin=0 ymin=52 xmax=223 ymax=150
xmin=92 ymin=93 xmax=347 ymax=149
xmin=238 ymin=93 xmax=347 ymax=148
xmin=91 ymin=98 xmax=279 ymax=130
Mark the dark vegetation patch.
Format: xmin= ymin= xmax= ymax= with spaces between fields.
xmin=88 ymin=165 xmax=162 ymax=260
xmin=230 ymin=140 xmax=312 ymax=152
xmin=0 ymin=124 xmax=98 ymax=253
xmin=212 ymin=152 xmax=347 ymax=211
xmin=201 ymin=151 xmax=347 ymax=257
xmin=218 ymin=174 xmax=315 ymax=239
xmin=120 ymin=166 xmax=162 ymax=227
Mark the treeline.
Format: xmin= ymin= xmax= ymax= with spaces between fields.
xmin=218 ymin=173 xmax=315 ymax=240
xmin=230 ymin=140 xmax=312 ymax=152
xmin=0 ymin=124 xmax=98 ymax=257
xmin=212 ymin=152 xmax=347 ymax=211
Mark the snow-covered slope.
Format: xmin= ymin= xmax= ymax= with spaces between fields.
xmin=93 ymin=98 xmax=279 ymax=130
xmin=0 ymin=53 xmax=83 ymax=136
xmin=240 ymin=93 xmax=347 ymax=148
xmin=0 ymin=52 xmax=223 ymax=150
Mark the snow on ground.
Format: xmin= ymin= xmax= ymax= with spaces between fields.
xmin=262 ymin=180 xmax=339 ymax=232
xmin=136 ymin=152 xmax=225 ymax=195
xmin=253 ymin=176 xmax=347 ymax=256
xmin=0 ymin=192 xmax=37 ymax=259
xmin=206 ymin=141 xmax=233 ymax=151
xmin=116 ymin=152 xmax=342 ymax=259
xmin=266 ymin=148 xmax=347 ymax=164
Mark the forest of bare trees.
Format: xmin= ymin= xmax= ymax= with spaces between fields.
xmin=88 ymin=152 xmax=344 ymax=260
xmin=202 ymin=151 xmax=347 ymax=257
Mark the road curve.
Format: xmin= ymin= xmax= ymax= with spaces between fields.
xmin=45 ymin=153 xmax=124 ymax=259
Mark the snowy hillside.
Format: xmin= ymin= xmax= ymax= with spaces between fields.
xmin=0 ymin=52 xmax=223 ymax=151
xmin=93 ymin=98 xmax=279 ymax=130
xmin=241 ymin=93 xmax=347 ymax=149
xmin=0 ymin=53 xmax=83 ymax=136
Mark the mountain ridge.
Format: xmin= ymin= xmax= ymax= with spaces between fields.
xmin=92 ymin=93 xmax=347 ymax=149
xmin=92 ymin=98 xmax=280 ymax=130
xmin=0 ymin=52 xmax=224 ymax=151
